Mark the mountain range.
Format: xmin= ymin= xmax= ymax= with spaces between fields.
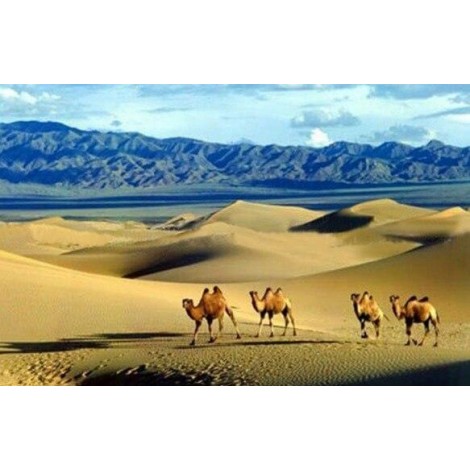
xmin=0 ymin=121 xmax=469 ymax=191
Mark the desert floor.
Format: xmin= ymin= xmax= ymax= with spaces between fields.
xmin=0 ymin=199 xmax=469 ymax=385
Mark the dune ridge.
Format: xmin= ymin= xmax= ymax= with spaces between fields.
xmin=29 ymin=201 xmax=423 ymax=282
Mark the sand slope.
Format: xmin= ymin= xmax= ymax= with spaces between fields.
xmin=269 ymin=234 xmax=470 ymax=332
xmin=377 ymin=206 xmax=470 ymax=242
xmin=0 ymin=216 xmax=169 ymax=256
xmin=31 ymin=200 xmax=422 ymax=282
xmin=0 ymin=199 xmax=468 ymax=386
xmin=205 ymin=200 xmax=323 ymax=232
xmin=291 ymin=198 xmax=433 ymax=232
xmin=0 ymin=248 xmax=196 ymax=342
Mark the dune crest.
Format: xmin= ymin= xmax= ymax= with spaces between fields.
xmin=291 ymin=198 xmax=433 ymax=233
xmin=206 ymin=200 xmax=323 ymax=232
xmin=378 ymin=205 xmax=470 ymax=242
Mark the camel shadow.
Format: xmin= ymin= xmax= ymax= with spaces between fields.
xmin=89 ymin=332 xmax=187 ymax=340
xmin=0 ymin=331 xmax=189 ymax=354
xmin=176 ymin=338 xmax=345 ymax=350
xmin=0 ymin=339 xmax=108 ymax=354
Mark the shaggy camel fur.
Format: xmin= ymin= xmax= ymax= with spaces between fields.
xmin=350 ymin=291 xmax=387 ymax=339
xmin=182 ymin=286 xmax=241 ymax=346
xmin=249 ymin=287 xmax=296 ymax=337
xmin=390 ymin=295 xmax=440 ymax=347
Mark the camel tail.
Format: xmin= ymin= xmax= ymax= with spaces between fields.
xmin=436 ymin=311 xmax=440 ymax=324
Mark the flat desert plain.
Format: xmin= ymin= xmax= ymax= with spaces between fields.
xmin=0 ymin=199 xmax=469 ymax=385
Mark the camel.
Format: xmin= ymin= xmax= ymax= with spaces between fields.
xmin=389 ymin=295 xmax=440 ymax=347
xmin=249 ymin=287 xmax=296 ymax=337
xmin=350 ymin=291 xmax=387 ymax=339
xmin=182 ymin=286 xmax=241 ymax=346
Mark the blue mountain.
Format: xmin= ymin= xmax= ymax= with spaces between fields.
xmin=0 ymin=121 xmax=468 ymax=190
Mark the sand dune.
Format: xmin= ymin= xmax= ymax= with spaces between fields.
xmin=291 ymin=198 xmax=433 ymax=233
xmin=34 ymin=221 xmax=418 ymax=282
xmin=0 ymin=216 xmax=168 ymax=256
xmin=205 ymin=200 xmax=323 ymax=232
xmin=0 ymin=198 xmax=468 ymax=386
xmin=0 ymin=248 xmax=194 ymax=342
xmin=377 ymin=206 xmax=470 ymax=242
xmin=0 ymin=220 xmax=117 ymax=255
xmin=152 ymin=213 xmax=199 ymax=231
xmin=30 ymin=200 xmax=425 ymax=282
xmin=270 ymin=234 xmax=470 ymax=331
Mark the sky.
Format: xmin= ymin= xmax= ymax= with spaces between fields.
xmin=1 ymin=84 xmax=470 ymax=147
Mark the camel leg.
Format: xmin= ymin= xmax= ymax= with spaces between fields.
xmin=268 ymin=313 xmax=274 ymax=338
xmin=405 ymin=321 xmax=417 ymax=346
xmin=207 ymin=317 xmax=215 ymax=343
xmin=226 ymin=308 xmax=241 ymax=339
xmin=374 ymin=319 xmax=381 ymax=339
xmin=419 ymin=320 xmax=430 ymax=346
xmin=282 ymin=313 xmax=289 ymax=336
xmin=432 ymin=319 xmax=439 ymax=347
xmin=360 ymin=320 xmax=368 ymax=339
xmin=191 ymin=320 xmax=202 ymax=346
xmin=218 ymin=316 xmax=224 ymax=338
xmin=256 ymin=312 xmax=266 ymax=338
xmin=288 ymin=310 xmax=297 ymax=336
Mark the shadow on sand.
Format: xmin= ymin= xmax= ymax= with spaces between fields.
xmin=349 ymin=360 xmax=470 ymax=386
xmin=175 ymin=338 xmax=346 ymax=350
xmin=90 ymin=332 xmax=187 ymax=341
xmin=0 ymin=331 xmax=188 ymax=354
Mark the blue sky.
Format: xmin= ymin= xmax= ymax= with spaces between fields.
xmin=1 ymin=84 xmax=470 ymax=147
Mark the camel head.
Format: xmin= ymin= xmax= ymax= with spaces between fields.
xmin=350 ymin=293 xmax=362 ymax=316
xmin=182 ymin=298 xmax=196 ymax=320
xmin=350 ymin=293 xmax=360 ymax=303
xmin=249 ymin=291 xmax=264 ymax=313
xmin=389 ymin=295 xmax=402 ymax=320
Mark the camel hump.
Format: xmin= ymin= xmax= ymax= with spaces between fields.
xmin=275 ymin=287 xmax=283 ymax=294
xmin=213 ymin=286 xmax=222 ymax=294
xmin=202 ymin=288 xmax=210 ymax=295
xmin=405 ymin=295 xmax=418 ymax=306
xmin=419 ymin=296 xmax=429 ymax=303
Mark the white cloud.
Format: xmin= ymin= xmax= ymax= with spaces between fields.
xmin=39 ymin=92 xmax=60 ymax=102
xmin=365 ymin=124 xmax=436 ymax=145
xmin=449 ymin=114 xmax=470 ymax=124
xmin=292 ymin=109 xmax=360 ymax=128
xmin=306 ymin=128 xmax=331 ymax=147
xmin=0 ymin=87 xmax=60 ymax=105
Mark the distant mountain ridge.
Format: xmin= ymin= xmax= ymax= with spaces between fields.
xmin=0 ymin=120 xmax=469 ymax=191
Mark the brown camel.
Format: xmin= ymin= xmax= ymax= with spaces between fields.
xmin=249 ymin=287 xmax=296 ymax=337
xmin=389 ymin=295 xmax=440 ymax=347
xmin=350 ymin=291 xmax=387 ymax=339
xmin=182 ymin=286 xmax=241 ymax=346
